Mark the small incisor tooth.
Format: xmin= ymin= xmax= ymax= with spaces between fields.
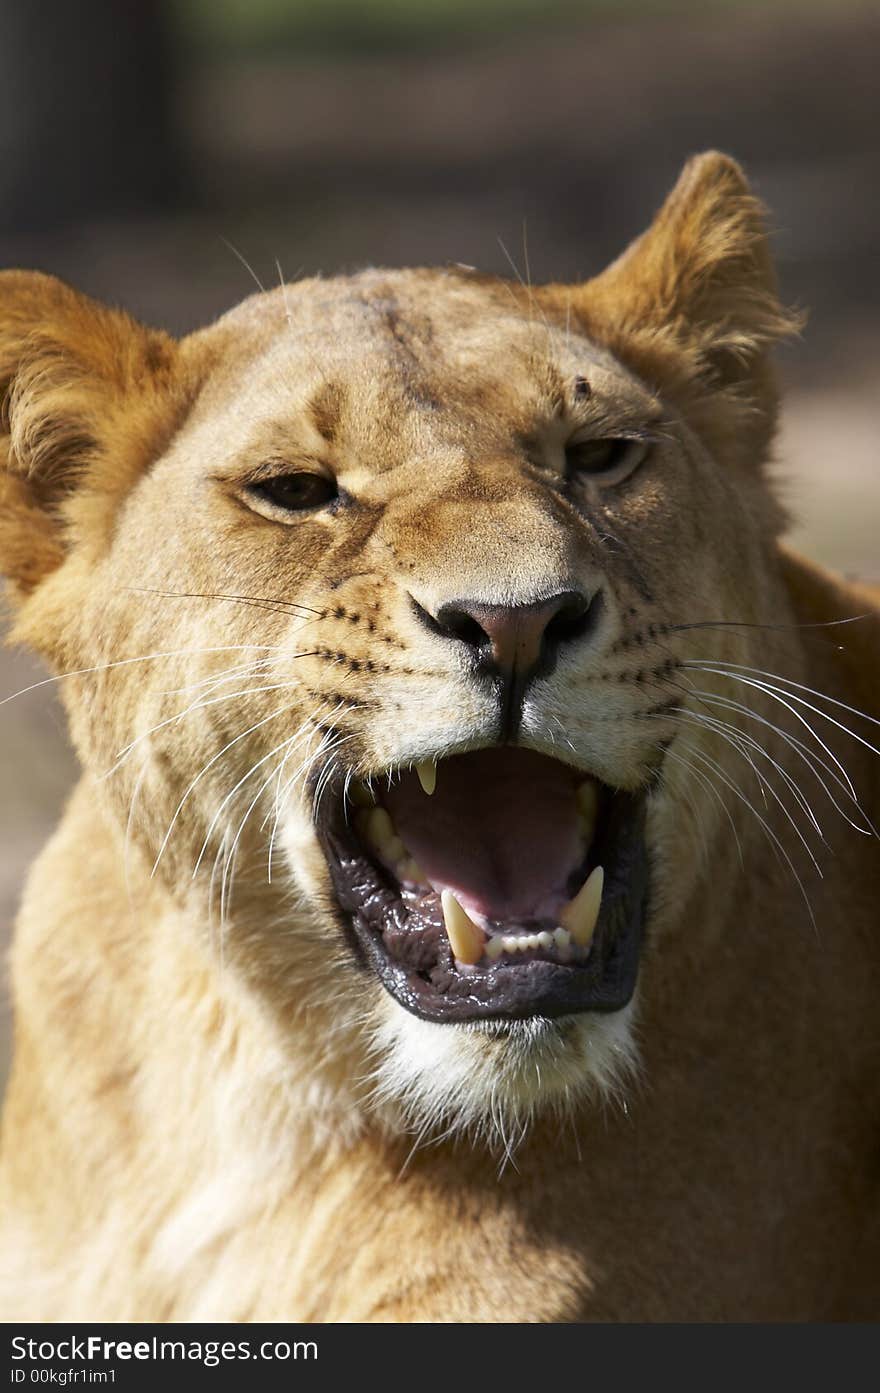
xmin=415 ymin=759 xmax=437 ymax=796
xmin=441 ymin=889 xmax=484 ymax=965
xmin=560 ymin=865 xmax=604 ymax=948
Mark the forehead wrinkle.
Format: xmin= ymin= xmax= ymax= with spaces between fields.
xmin=307 ymin=380 xmax=346 ymax=445
xmin=197 ymin=276 xmax=657 ymax=481
xmin=356 ymin=287 xmax=445 ymax=416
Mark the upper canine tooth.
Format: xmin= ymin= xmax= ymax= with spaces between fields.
xmin=560 ymin=865 xmax=604 ymax=948
xmin=441 ymin=889 xmax=484 ymax=965
xmin=415 ymin=759 xmax=437 ymax=796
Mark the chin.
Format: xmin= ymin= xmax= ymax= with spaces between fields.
xmin=364 ymin=994 xmax=640 ymax=1149
xmin=279 ymin=740 xmax=652 ymax=1143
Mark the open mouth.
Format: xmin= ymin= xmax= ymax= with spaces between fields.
xmin=319 ymin=746 xmax=649 ymax=1024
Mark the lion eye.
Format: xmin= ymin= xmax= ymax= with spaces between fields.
xmin=248 ymin=472 xmax=337 ymax=513
xmin=564 ymin=437 xmax=648 ymax=485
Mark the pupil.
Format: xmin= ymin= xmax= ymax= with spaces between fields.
xmin=252 ymin=473 xmax=335 ymax=511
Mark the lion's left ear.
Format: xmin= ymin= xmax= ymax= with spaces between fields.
xmin=0 ymin=270 xmax=184 ymax=599
xmin=574 ymin=152 xmax=803 ymax=455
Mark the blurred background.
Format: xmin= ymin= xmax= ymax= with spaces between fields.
xmin=1 ymin=0 xmax=878 ymax=1086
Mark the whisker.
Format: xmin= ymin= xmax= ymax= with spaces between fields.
xmin=680 ymin=700 xmax=829 ymax=842
xmin=192 ymin=725 xmax=312 ymax=879
xmin=686 ymin=665 xmax=877 ymax=791
xmin=261 ymin=705 xmax=348 ymax=861
xmin=159 ymin=653 xmax=287 ymax=699
xmin=0 ymin=645 xmax=283 ymax=708
xmin=663 ymin=670 xmax=825 ymax=833
xmin=684 ymin=659 xmax=880 ymax=732
xmin=209 ymin=829 xmax=233 ymax=971
xmin=313 ymin=735 xmax=357 ymax=823
xmin=219 ymin=743 xmax=304 ymax=930
xmin=670 ymin=614 xmax=874 ymax=636
xmin=263 ymin=713 xmax=346 ymax=880
xmin=652 ymin=741 xmax=714 ymax=867
xmin=683 ymin=666 xmax=857 ymax=801
xmin=151 ymin=700 xmax=298 ymax=878
xmin=220 ymin=236 xmax=266 ymax=294
xmin=106 ymin=674 xmax=314 ymax=776
xmin=673 ymin=736 xmax=817 ymax=933
xmin=124 ymin=587 xmax=322 ymax=619
xmin=662 ymin=741 xmax=745 ymax=868
xmin=122 ymin=758 xmax=149 ymax=905
xmin=265 ymin=734 xmax=311 ymax=884
xmin=681 ymin=687 xmax=876 ymax=837
xmin=276 ymin=257 xmax=294 ymax=329
xmin=665 ymin=709 xmax=824 ymax=874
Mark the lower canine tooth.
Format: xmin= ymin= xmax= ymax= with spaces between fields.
xmin=399 ymin=857 xmax=427 ymax=884
xmin=415 ymin=760 xmax=437 ymax=796
xmin=560 ymin=865 xmax=604 ymax=948
xmin=441 ymin=889 xmax=484 ymax=965
xmin=366 ymin=807 xmax=396 ymax=852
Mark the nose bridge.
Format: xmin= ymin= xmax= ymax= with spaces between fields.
xmin=405 ymin=488 xmax=583 ymax=610
xmin=393 ymin=471 xmax=606 ymax=739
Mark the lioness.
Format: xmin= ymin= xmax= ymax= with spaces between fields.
xmin=1 ymin=152 xmax=878 ymax=1322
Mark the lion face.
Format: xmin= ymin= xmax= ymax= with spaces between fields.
xmin=1 ymin=154 xmax=801 ymax=1139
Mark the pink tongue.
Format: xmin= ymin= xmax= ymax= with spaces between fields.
xmin=382 ymin=748 xmax=581 ymax=922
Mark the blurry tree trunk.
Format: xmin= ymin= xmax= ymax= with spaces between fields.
xmin=0 ymin=0 xmax=179 ymax=232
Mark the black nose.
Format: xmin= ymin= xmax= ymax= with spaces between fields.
xmin=411 ymin=588 xmax=600 ymax=736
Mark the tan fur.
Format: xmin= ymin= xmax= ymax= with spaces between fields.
xmin=1 ymin=153 xmax=878 ymax=1321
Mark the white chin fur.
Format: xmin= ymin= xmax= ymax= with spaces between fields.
xmin=364 ymin=992 xmax=640 ymax=1153
xmin=279 ymin=812 xmax=640 ymax=1151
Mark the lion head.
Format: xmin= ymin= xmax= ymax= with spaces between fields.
xmin=1 ymin=153 xmax=807 ymax=1144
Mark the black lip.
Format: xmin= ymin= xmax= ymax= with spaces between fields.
xmin=317 ymin=766 xmax=649 ymax=1025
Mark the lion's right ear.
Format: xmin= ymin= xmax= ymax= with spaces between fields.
xmin=0 ymin=270 xmax=183 ymax=599
xmin=568 ymin=153 xmax=804 ymax=464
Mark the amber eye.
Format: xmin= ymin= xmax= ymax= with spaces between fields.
xmin=248 ymin=472 xmax=337 ymax=513
xmin=565 ymin=437 xmax=649 ymax=485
